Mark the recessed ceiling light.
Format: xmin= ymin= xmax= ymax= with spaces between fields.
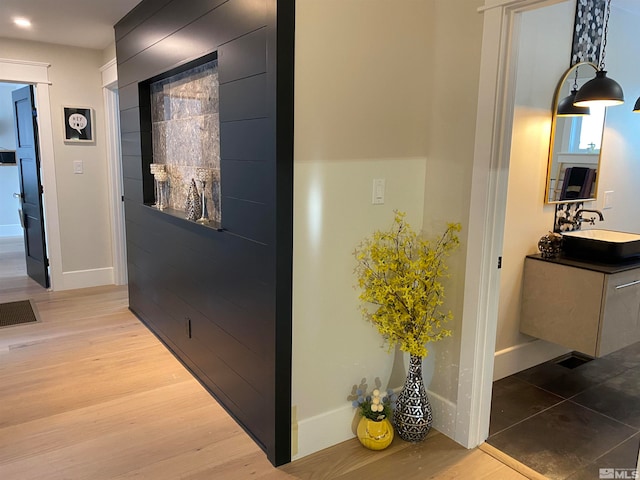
xmin=14 ymin=18 xmax=32 ymax=28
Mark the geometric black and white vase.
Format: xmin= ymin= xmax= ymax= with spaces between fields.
xmin=184 ymin=178 xmax=202 ymax=221
xmin=393 ymin=354 xmax=433 ymax=442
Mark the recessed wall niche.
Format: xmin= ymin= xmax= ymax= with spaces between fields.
xmin=143 ymin=54 xmax=221 ymax=225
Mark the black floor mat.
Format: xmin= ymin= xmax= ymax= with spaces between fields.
xmin=0 ymin=300 xmax=39 ymax=328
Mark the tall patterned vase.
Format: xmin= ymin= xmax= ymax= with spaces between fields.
xmin=185 ymin=178 xmax=202 ymax=221
xmin=393 ymin=354 xmax=433 ymax=442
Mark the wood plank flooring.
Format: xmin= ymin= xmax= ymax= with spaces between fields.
xmin=0 ymin=236 xmax=46 ymax=304
xmin=0 ymin=236 xmax=529 ymax=479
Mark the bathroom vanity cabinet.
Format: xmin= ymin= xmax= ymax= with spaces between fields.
xmin=521 ymin=255 xmax=640 ymax=357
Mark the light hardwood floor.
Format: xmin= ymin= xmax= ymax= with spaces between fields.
xmin=0 ymin=237 xmax=529 ymax=479
xmin=0 ymin=236 xmax=46 ymax=304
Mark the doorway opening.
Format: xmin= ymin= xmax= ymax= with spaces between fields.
xmin=0 ymin=58 xmax=63 ymax=292
xmin=0 ymin=82 xmax=49 ymax=297
xmin=473 ymin=0 xmax=640 ymax=477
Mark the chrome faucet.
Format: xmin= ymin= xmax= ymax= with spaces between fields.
xmin=575 ymin=209 xmax=604 ymax=225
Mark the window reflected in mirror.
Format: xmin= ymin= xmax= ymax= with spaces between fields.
xmin=573 ymin=105 xmax=605 ymax=152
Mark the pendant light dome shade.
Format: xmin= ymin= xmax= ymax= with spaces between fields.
xmin=557 ymin=88 xmax=591 ymax=116
xmin=573 ymin=70 xmax=624 ymax=107
xmin=634 ymin=97 xmax=640 ymax=112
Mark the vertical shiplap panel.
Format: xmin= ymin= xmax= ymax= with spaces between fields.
xmin=115 ymin=0 xmax=293 ymax=466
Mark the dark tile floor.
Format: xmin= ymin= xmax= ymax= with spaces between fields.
xmin=487 ymin=341 xmax=640 ymax=480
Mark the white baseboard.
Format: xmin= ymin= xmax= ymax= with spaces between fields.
xmin=0 ymin=224 xmax=22 ymax=237
xmin=292 ymin=387 xmax=458 ymax=460
xmin=60 ymin=267 xmax=115 ymax=291
xmin=493 ymin=339 xmax=570 ymax=381
xmin=293 ymin=404 xmax=356 ymax=460
xmin=428 ymin=388 xmax=457 ymax=439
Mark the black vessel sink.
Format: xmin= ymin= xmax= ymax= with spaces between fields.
xmin=562 ymin=229 xmax=640 ymax=263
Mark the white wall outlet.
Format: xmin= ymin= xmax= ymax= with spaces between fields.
xmin=603 ymin=190 xmax=614 ymax=210
xmin=73 ymin=160 xmax=83 ymax=174
xmin=372 ymin=178 xmax=385 ymax=205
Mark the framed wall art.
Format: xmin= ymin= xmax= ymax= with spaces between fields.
xmin=63 ymin=106 xmax=94 ymax=143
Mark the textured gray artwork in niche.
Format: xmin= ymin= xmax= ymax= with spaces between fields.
xmin=150 ymin=59 xmax=221 ymax=223
xmin=571 ymin=0 xmax=606 ymax=66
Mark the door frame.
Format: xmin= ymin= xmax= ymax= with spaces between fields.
xmin=454 ymin=0 xmax=561 ymax=448
xmin=0 ymin=58 xmax=62 ymax=290
xmin=13 ymin=85 xmax=50 ymax=288
xmin=100 ymin=59 xmax=127 ymax=286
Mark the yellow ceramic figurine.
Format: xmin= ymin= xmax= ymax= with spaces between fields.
xmin=351 ymin=387 xmax=395 ymax=450
xmin=356 ymin=416 xmax=394 ymax=450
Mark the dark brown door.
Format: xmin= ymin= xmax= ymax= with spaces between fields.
xmin=12 ymin=85 xmax=49 ymax=288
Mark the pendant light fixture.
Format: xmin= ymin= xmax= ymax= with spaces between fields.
xmin=634 ymin=97 xmax=640 ymax=113
xmin=557 ymin=66 xmax=591 ymax=116
xmin=574 ymin=0 xmax=624 ymax=108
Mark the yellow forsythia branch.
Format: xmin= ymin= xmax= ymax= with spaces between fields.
xmin=354 ymin=211 xmax=461 ymax=357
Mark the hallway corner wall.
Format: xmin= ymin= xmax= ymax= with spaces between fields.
xmin=0 ymin=38 xmax=115 ymax=289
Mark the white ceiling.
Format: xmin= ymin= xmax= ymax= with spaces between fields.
xmin=0 ymin=0 xmax=637 ymax=53
xmin=0 ymin=0 xmax=143 ymax=50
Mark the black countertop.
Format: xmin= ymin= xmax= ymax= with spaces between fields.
xmin=527 ymin=253 xmax=640 ymax=274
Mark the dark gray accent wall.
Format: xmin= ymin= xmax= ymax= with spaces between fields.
xmin=115 ymin=0 xmax=294 ymax=466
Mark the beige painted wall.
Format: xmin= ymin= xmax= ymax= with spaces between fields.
xmin=496 ymin=2 xmax=574 ymax=356
xmin=593 ymin=3 xmax=640 ymax=232
xmin=293 ymin=0 xmax=484 ymax=456
xmin=420 ymin=0 xmax=484 ymax=404
xmin=102 ymin=42 xmax=117 ymax=65
xmin=293 ymin=0 xmax=430 ymax=419
xmin=0 ymin=38 xmax=113 ymax=274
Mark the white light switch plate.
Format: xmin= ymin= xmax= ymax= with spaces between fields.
xmin=603 ymin=190 xmax=613 ymax=210
xmin=73 ymin=160 xmax=83 ymax=174
xmin=372 ymin=178 xmax=385 ymax=205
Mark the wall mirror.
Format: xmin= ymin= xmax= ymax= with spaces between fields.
xmin=545 ymin=61 xmax=605 ymax=204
